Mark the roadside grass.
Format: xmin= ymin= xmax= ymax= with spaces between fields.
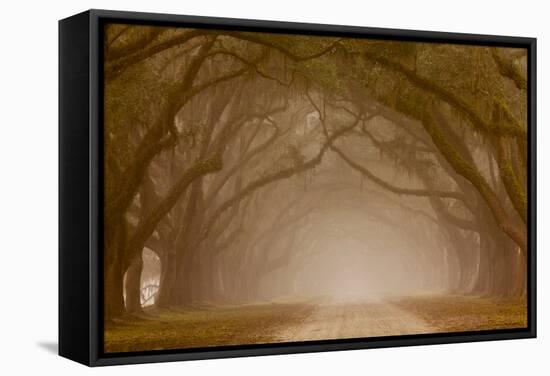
xmin=394 ymin=294 xmax=527 ymax=332
xmin=104 ymin=294 xmax=527 ymax=353
xmin=104 ymin=302 xmax=313 ymax=353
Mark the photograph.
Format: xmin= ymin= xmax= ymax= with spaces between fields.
xmin=102 ymin=21 xmax=529 ymax=353
xmin=0 ymin=0 xmax=546 ymax=374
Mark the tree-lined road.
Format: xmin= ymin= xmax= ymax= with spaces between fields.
xmin=104 ymin=295 xmax=526 ymax=352
xmin=102 ymin=24 xmax=528 ymax=339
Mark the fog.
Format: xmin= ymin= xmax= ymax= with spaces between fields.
xmin=126 ymin=106 xmax=478 ymax=307
xmin=103 ymin=24 xmax=528 ymax=321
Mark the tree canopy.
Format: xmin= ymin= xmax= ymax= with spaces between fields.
xmin=102 ymin=23 xmax=528 ymax=321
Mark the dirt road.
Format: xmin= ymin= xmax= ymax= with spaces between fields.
xmin=105 ymin=295 xmax=526 ymax=352
xmin=274 ymin=298 xmax=433 ymax=342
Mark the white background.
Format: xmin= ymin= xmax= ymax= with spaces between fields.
xmin=0 ymin=0 xmax=546 ymax=374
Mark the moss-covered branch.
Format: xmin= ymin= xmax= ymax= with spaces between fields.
xmin=361 ymin=50 xmax=526 ymax=140
xmin=201 ymin=117 xmax=360 ymax=238
xmin=491 ymin=49 xmax=527 ymax=91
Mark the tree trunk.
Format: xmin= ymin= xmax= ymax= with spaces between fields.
xmin=156 ymin=249 xmax=176 ymax=308
xmin=124 ymin=255 xmax=144 ymax=314
xmin=171 ymin=249 xmax=197 ymax=306
xmin=514 ymin=248 xmax=528 ymax=298
xmin=104 ymin=256 xmax=125 ymax=321
xmin=473 ymin=231 xmax=497 ymax=296
xmin=104 ymin=221 xmax=128 ymax=321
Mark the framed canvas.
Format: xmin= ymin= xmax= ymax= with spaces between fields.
xmin=59 ymin=9 xmax=537 ymax=366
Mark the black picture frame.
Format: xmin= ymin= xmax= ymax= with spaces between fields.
xmin=59 ymin=9 xmax=537 ymax=367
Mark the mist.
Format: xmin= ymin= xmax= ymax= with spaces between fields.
xmin=103 ymin=23 xmax=528 ymax=352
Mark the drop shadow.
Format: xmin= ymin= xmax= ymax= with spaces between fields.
xmin=37 ymin=341 xmax=58 ymax=355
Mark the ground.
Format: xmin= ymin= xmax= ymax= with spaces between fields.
xmin=104 ymin=294 xmax=527 ymax=353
